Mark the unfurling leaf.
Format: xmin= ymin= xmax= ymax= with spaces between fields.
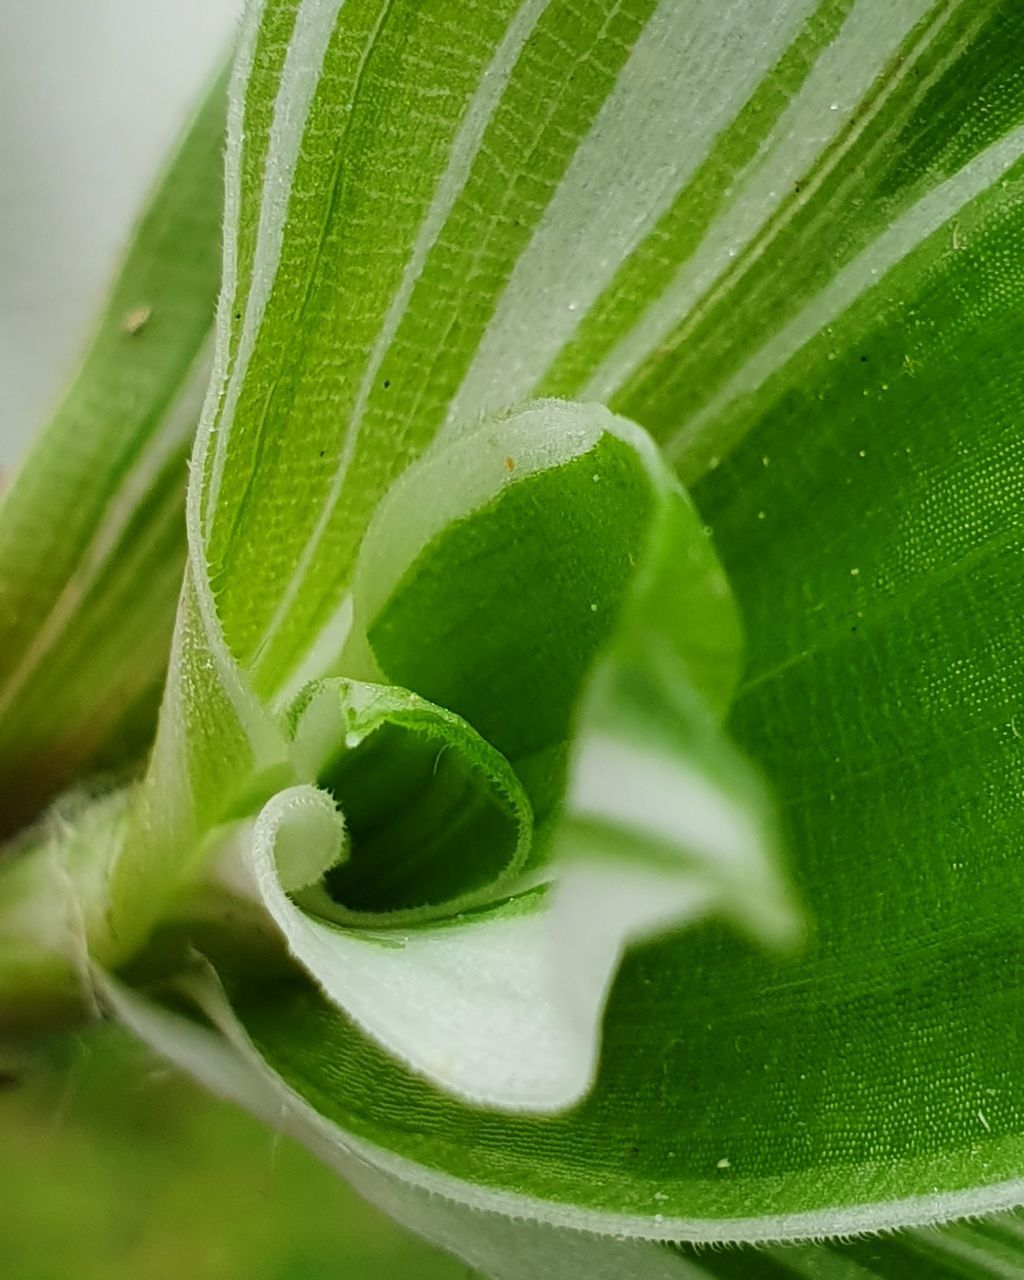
xmin=5 ymin=0 xmax=1024 ymax=1276
xmin=125 ymin=397 xmax=792 ymax=1112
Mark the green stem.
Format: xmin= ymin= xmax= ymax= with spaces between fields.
xmin=0 ymin=783 xmax=296 ymax=1036
xmin=0 ymin=790 xmax=128 ymax=1033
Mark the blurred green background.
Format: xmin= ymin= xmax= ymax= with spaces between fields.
xmin=0 ymin=1027 xmax=470 ymax=1280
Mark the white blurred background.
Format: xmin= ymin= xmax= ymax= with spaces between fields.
xmin=0 ymin=0 xmax=241 ymax=468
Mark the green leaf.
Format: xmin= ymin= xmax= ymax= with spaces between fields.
xmin=0 ymin=70 xmax=226 ymax=838
xmin=286 ymin=678 xmax=534 ymax=919
xmin=80 ymin=0 xmax=1024 ymax=1264
xmin=102 ymin=973 xmax=1024 ymax=1280
xmin=138 ymin=398 xmax=790 ymax=1111
xmin=100 ymin=974 xmax=701 ymax=1278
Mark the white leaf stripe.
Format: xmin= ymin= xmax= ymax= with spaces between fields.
xmin=39 ymin=540 xmax=187 ymax=750
xmin=0 ymin=341 xmax=211 ymax=721
xmin=577 ymin=0 xmax=936 ymax=404
xmin=251 ymin=0 xmax=554 ymax=664
xmin=8 ymin=550 xmax=188 ymax=800
xmin=443 ymin=0 xmax=819 ymax=432
xmin=203 ymin=0 xmax=344 ymax=527
xmin=621 ymin=0 xmax=990 ymax=442
xmin=205 ymin=0 xmax=265 ymax=433
xmin=15 ymin=459 xmax=187 ymax=704
xmin=572 ymin=733 xmax=766 ymax=884
xmin=178 ymin=0 xmax=327 ymax=779
xmin=271 ymin=590 xmax=354 ymax=710
xmin=665 ymin=122 xmax=1024 ymax=467
xmin=193 ymin=0 xmax=274 ymax=540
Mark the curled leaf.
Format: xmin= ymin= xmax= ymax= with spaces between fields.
xmin=195 ymin=401 xmax=793 ymax=1111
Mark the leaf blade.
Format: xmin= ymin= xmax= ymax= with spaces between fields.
xmin=0 ymin=70 xmax=226 ymax=834
xmin=112 ymin=0 xmax=1024 ymax=1252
